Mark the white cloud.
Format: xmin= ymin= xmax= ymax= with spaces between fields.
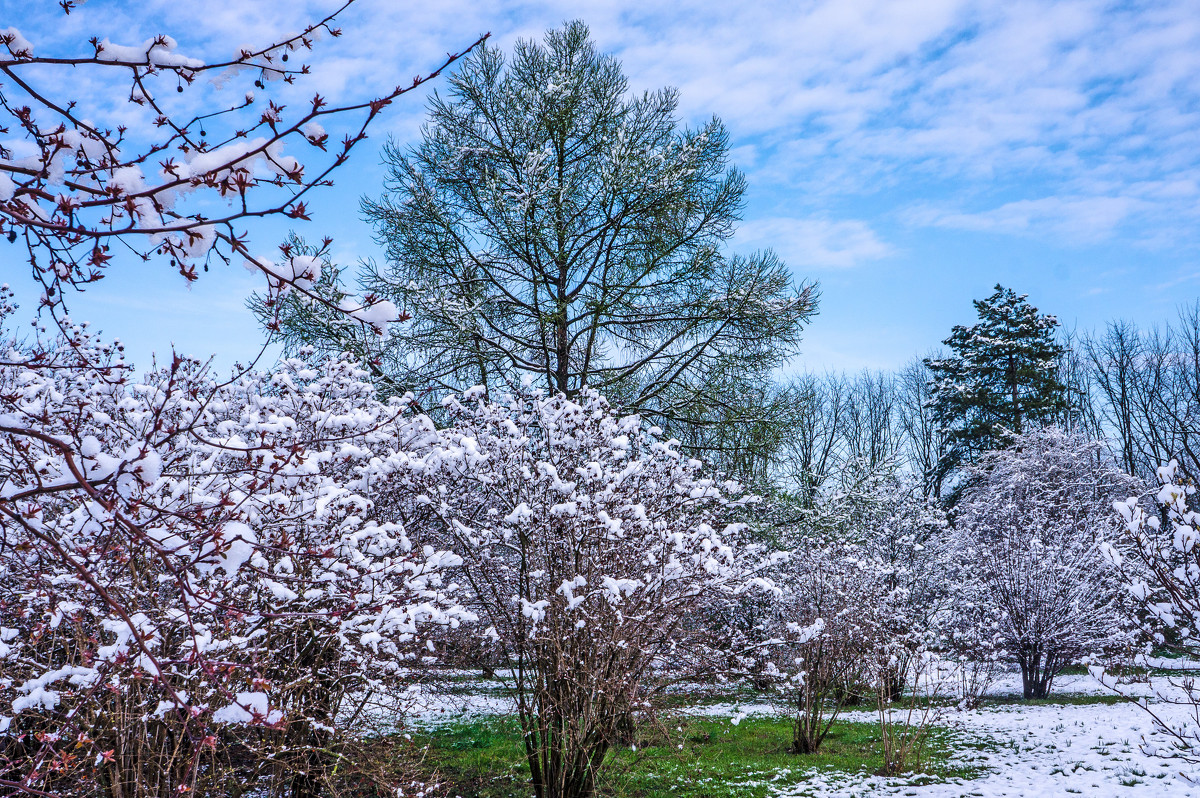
xmin=7 ymin=0 xmax=1200 ymax=374
xmin=16 ymin=1 xmax=1197 ymax=220
xmin=735 ymin=217 xmax=893 ymax=269
xmin=904 ymin=191 xmax=1195 ymax=247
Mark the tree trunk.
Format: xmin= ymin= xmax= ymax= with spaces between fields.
xmin=792 ymin=735 xmax=818 ymax=754
xmin=1018 ymin=647 xmax=1055 ymax=699
xmin=524 ymin=705 xmax=607 ymax=798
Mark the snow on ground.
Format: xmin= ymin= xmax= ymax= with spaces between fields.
xmin=405 ymin=685 xmax=514 ymax=727
xmin=781 ymin=699 xmax=1195 ymax=797
xmin=703 ymin=672 xmax=1200 ymax=797
xmin=402 ymin=669 xmax=1200 ymax=796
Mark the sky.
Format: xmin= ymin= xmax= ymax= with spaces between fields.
xmin=3 ymin=0 xmax=1199 ymax=375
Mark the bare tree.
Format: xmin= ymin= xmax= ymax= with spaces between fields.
xmin=1087 ymin=319 xmax=1146 ymax=478
xmin=1056 ymin=326 xmax=1101 ymax=440
xmin=778 ymin=544 xmax=878 ymax=755
xmin=774 ymin=466 xmax=950 ymax=766
xmin=896 ymin=356 xmax=950 ymax=499
xmin=841 ymin=371 xmax=901 ymax=472
xmin=1086 ymin=306 xmax=1200 ymax=483
xmin=778 ymin=373 xmax=848 ymax=508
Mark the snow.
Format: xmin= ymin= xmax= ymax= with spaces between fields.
xmin=302 ymin=121 xmax=326 ymax=143
xmin=402 ymin=683 xmax=517 ymax=727
xmin=97 ymin=613 xmax=156 ymax=663
xmin=95 ymin=36 xmax=204 ymax=68
xmin=780 ymin=698 xmax=1198 ymax=797
xmin=1142 ymin=657 xmax=1200 ymax=671
xmin=247 ymin=254 xmax=321 ymax=294
xmin=108 ymin=166 xmax=146 ymax=195
xmin=212 ymin=691 xmax=281 ymax=725
xmin=12 ymin=687 xmax=59 ymax=714
xmin=184 ymin=137 xmax=269 ymax=178
xmin=696 ymin=671 xmax=1200 ymax=796
xmin=197 ymin=521 xmax=258 ymax=576
xmin=10 ymin=666 xmax=100 ymax=714
xmin=262 ymin=578 xmax=299 ymax=602
xmin=337 ymin=298 xmax=402 ymax=334
xmin=1 ymin=27 xmax=34 ymax=57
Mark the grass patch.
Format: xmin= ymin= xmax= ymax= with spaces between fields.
xmin=420 ymin=715 xmax=983 ymax=798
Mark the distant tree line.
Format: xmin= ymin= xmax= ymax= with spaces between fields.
xmin=758 ymin=290 xmax=1200 ymax=507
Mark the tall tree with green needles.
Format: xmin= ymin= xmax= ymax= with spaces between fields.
xmin=924 ymin=285 xmax=1067 ymax=487
xmin=266 ymin=21 xmax=816 ymax=476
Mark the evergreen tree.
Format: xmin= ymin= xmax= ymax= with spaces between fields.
xmin=924 ymin=285 xmax=1066 ymax=481
xmin=262 ymin=21 xmax=817 ymax=480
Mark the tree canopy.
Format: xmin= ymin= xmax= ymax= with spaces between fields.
xmin=267 ymin=21 xmax=816 ymax=471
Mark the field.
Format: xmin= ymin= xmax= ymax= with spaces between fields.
xmin=408 ymin=671 xmax=1200 ymax=798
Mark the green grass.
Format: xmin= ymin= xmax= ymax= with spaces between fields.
xmin=420 ymin=715 xmax=983 ymax=798
xmin=409 ymin=670 xmax=1135 ymax=796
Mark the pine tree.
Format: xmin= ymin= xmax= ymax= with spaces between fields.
xmin=261 ymin=21 xmax=817 ymax=480
xmin=925 ymin=285 xmax=1066 ymax=480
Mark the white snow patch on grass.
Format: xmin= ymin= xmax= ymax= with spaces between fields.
xmin=776 ymin=683 xmax=1198 ymax=797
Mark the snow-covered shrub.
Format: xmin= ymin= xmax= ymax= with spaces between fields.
xmin=0 ymin=308 xmax=468 ymax=797
xmin=854 ymin=470 xmax=950 ymax=702
xmin=829 ymin=469 xmax=954 ymax=773
xmin=939 ymin=574 xmax=1007 ymax=708
xmin=953 ymin=427 xmax=1138 ymax=699
xmin=1102 ymin=460 xmax=1200 ymax=772
xmin=0 ymin=6 xmax=487 ymax=795
xmin=774 ymin=465 xmax=951 ymax=758
xmin=398 ymin=386 xmax=778 ymax=798
xmin=811 ymin=466 xmax=949 ymax=667
xmin=776 ymin=542 xmax=884 ymax=754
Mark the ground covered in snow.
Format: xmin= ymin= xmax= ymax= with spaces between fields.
xmin=407 ymin=669 xmax=1200 ymax=797
xmin=784 ymin=699 xmax=1189 ymax=797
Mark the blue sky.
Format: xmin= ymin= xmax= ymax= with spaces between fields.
xmin=4 ymin=0 xmax=1199 ymax=375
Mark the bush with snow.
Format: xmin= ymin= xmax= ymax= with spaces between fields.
xmin=1102 ymin=460 xmax=1200 ymax=774
xmin=953 ymin=427 xmax=1138 ymax=699
xmin=775 ymin=541 xmax=884 ymax=754
xmin=0 ymin=305 xmax=468 ymax=797
xmin=396 ymin=385 xmax=779 ymax=798
xmin=773 ymin=465 xmax=951 ymax=759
